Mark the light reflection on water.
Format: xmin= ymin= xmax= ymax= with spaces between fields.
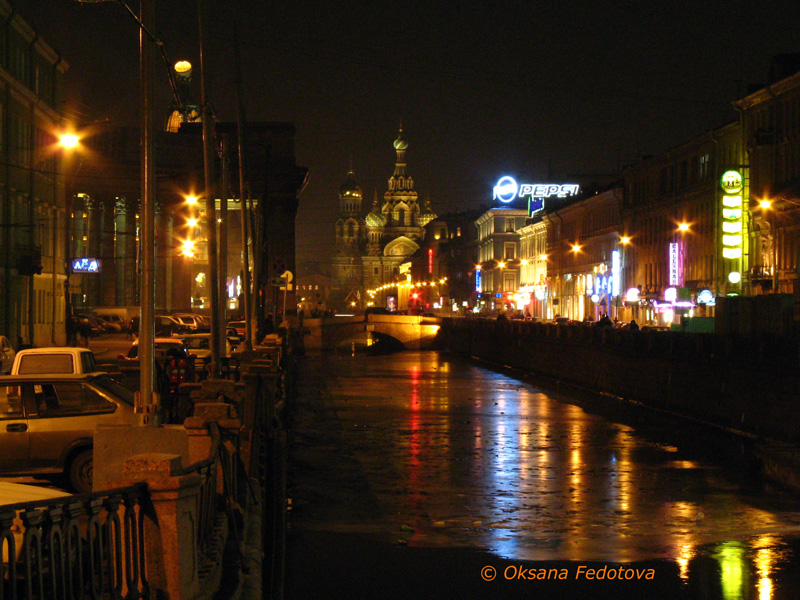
xmin=298 ymin=351 xmax=800 ymax=599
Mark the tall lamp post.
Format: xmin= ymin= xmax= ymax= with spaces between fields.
xmin=59 ymin=132 xmax=79 ymax=345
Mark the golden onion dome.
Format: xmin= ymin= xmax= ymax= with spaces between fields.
xmin=339 ymin=169 xmax=362 ymax=198
xmin=393 ymin=128 xmax=408 ymax=151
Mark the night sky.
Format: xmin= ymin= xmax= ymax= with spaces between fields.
xmin=19 ymin=0 xmax=800 ymax=266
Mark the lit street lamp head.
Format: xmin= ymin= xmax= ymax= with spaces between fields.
xmin=59 ymin=133 xmax=79 ymax=149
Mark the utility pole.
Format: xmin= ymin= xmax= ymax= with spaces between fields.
xmin=198 ymin=0 xmax=221 ymax=377
xmin=219 ymin=133 xmax=229 ymax=352
xmin=139 ymin=0 xmax=157 ymax=424
xmin=27 ymin=117 xmax=35 ymax=347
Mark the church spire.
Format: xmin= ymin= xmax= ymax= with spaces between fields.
xmin=392 ymin=124 xmax=408 ymax=179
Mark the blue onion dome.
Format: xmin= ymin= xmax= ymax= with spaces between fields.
xmin=339 ymin=169 xmax=362 ymax=198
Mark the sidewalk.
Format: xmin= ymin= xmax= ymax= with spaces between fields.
xmin=217 ymin=478 xmax=264 ymax=600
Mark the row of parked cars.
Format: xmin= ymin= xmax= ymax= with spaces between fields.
xmin=0 ymin=312 xmax=251 ymax=501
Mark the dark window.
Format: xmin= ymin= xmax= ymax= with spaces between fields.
xmin=18 ymin=354 xmax=74 ymax=374
xmin=0 ymin=384 xmax=24 ymax=418
xmin=35 ymin=383 xmax=115 ymax=417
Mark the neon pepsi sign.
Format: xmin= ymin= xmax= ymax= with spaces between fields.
xmin=493 ymin=176 xmax=579 ymax=204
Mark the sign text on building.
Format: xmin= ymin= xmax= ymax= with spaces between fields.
xmin=493 ymin=176 xmax=579 ymax=204
xmin=72 ymin=258 xmax=101 ymax=273
xmin=669 ymin=243 xmax=680 ymax=285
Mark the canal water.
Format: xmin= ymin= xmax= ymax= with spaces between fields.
xmin=287 ymin=350 xmax=800 ymax=599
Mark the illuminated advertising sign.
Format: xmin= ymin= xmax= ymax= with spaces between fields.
xmin=72 ymin=258 xmax=101 ymax=273
xmin=669 ymin=243 xmax=680 ymax=285
xmin=697 ymin=289 xmax=715 ymax=305
xmin=720 ymin=170 xmax=743 ymax=261
xmin=611 ymin=250 xmax=620 ymax=296
xmin=493 ymin=176 xmax=579 ymax=204
xmin=720 ymin=170 xmax=743 ymax=194
xmin=475 ymin=269 xmax=482 ymax=293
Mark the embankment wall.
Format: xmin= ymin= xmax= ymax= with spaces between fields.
xmin=437 ymin=318 xmax=800 ymax=444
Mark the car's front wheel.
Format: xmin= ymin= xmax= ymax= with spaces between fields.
xmin=68 ymin=449 xmax=93 ymax=494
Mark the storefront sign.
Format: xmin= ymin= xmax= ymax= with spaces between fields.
xmin=669 ymin=243 xmax=680 ymax=285
xmin=528 ymin=196 xmax=544 ymax=216
xmin=720 ymin=170 xmax=743 ymax=261
xmin=697 ymin=289 xmax=715 ymax=305
xmin=72 ymin=258 xmax=101 ymax=273
xmin=612 ymin=250 xmax=620 ymax=296
xmin=720 ymin=170 xmax=743 ymax=194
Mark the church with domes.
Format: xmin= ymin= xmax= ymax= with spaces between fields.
xmin=331 ymin=127 xmax=437 ymax=310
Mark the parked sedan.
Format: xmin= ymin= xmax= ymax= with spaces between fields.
xmin=129 ymin=315 xmax=188 ymax=337
xmin=95 ymin=314 xmax=125 ymax=332
xmin=0 ymin=373 xmax=140 ymax=493
xmin=179 ymin=333 xmax=232 ymax=365
xmin=172 ymin=313 xmax=209 ymax=333
xmin=119 ymin=337 xmax=187 ymax=361
xmin=0 ymin=335 xmax=15 ymax=374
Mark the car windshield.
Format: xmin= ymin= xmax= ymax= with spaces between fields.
xmin=91 ymin=375 xmax=135 ymax=407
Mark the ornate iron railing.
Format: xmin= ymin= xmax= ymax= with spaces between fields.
xmin=1 ymin=484 xmax=149 ymax=600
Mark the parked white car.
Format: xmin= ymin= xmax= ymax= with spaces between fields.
xmin=11 ymin=347 xmax=98 ymax=375
xmin=0 ymin=372 xmax=140 ymax=492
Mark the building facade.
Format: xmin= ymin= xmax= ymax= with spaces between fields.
xmin=474 ymin=207 xmax=529 ymax=312
xmin=737 ymin=57 xmax=800 ymax=295
xmin=0 ymin=3 xmax=70 ymax=347
xmin=331 ymin=127 xmax=437 ymax=311
xmin=540 ymin=188 xmax=623 ymax=322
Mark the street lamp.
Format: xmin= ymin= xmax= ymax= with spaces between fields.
xmin=58 ymin=131 xmax=84 ymax=346
xmin=497 ymin=261 xmax=506 ymax=310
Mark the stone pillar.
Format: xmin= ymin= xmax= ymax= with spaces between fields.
xmin=118 ymin=453 xmax=204 ymax=600
xmin=185 ymin=401 xmax=241 ymax=495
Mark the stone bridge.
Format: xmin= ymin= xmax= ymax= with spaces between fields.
xmin=303 ymin=314 xmax=443 ymax=351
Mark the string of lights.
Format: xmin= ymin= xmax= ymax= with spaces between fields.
xmin=366 ymin=278 xmax=448 ymax=297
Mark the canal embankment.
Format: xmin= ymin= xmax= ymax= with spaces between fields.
xmin=436 ymin=318 xmax=800 ymax=491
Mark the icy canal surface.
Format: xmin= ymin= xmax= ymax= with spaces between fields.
xmin=290 ymin=351 xmax=800 ymax=588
